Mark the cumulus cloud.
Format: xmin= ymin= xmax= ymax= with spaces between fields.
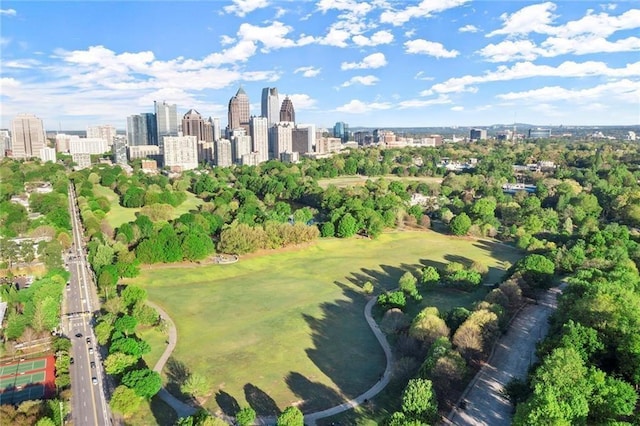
xmin=341 ymin=75 xmax=380 ymax=87
xmin=223 ymin=0 xmax=269 ymax=17
xmin=404 ymin=39 xmax=459 ymax=58
xmin=220 ymin=35 xmax=236 ymax=46
xmin=237 ymin=21 xmax=299 ymax=51
xmin=352 ymin=30 xmax=394 ymax=46
xmin=294 ymin=66 xmax=321 ymax=77
xmin=459 ymin=24 xmax=478 ymax=33
xmin=0 ymin=8 xmax=17 ymax=16
xmin=487 ymin=2 xmax=557 ymax=37
xmin=288 ymin=93 xmax=317 ymax=109
xmin=497 ymin=79 xmax=640 ymax=104
xmin=380 ymin=0 xmax=470 ymax=26
xmin=341 ymin=52 xmax=387 ymax=70
xmin=424 ymin=60 xmax=640 ymax=94
xmin=335 ymin=99 xmax=392 ymax=113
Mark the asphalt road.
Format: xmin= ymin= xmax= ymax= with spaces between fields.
xmin=65 ymin=183 xmax=111 ymax=426
xmin=447 ymin=286 xmax=564 ymax=426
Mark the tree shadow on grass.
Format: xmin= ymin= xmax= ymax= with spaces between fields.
xmin=244 ymin=383 xmax=281 ymax=416
xmin=149 ymin=394 xmax=178 ymax=426
xmin=215 ymin=390 xmax=240 ymax=416
xmin=165 ymin=357 xmax=190 ymax=397
xmin=285 ymin=371 xmax=345 ymax=413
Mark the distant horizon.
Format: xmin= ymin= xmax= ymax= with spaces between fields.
xmin=2 ymin=1 xmax=639 ymax=129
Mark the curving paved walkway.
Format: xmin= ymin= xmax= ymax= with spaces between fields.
xmin=446 ymin=285 xmax=564 ymax=426
xmin=146 ymin=301 xmax=197 ymax=419
xmin=149 ymin=295 xmax=394 ymax=425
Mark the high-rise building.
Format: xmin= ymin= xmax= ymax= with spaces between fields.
xmin=182 ymin=109 xmax=213 ymax=142
xmin=333 ymin=122 xmax=349 ymax=143
xmin=155 ymin=101 xmax=178 ymax=150
xmin=69 ymin=137 xmax=109 ymax=155
xmin=128 ymin=145 xmax=161 ymax=161
xmin=270 ymin=122 xmax=293 ymax=159
xmin=87 ymin=125 xmax=116 ymax=146
xmin=250 ymin=116 xmax=268 ymax=163
xmin=127 ymin=115 xmax=148 ymax=146
xmin=261 ymin=87 xmax=280 ymax=127
xmin=279 ymin=96 xmax=295 ymax=123
xmin=143 ymin=113 xmax=158 ymax=146
xmin=215 ymin=139 xmax=232 ymax=167
xmin=163 ymin=135 xmax=198 ymax=171
xmin=72 ymin=153 xmax=91 ymax=170
xmin=210 ymin=117 xmax=221 ymax=141
xmin=469 ymin=128 xmax=487 ymax=141
xmin=40 ymin=147 xmax=57 ymax=163
xmin=528 ymin=128 xmax=551 ymax=139
xmin=228 ymin=87 xmax=250 ymax=135
xmin=197 ymin=141 xmax=214 ymax=164
xmin=292 ymin=127 xmax=310 ymax=154
xmin=112 ymin=135 xmax=128 ymax=165
xmin=231 ymin=130 xmax=252 ymax=164
xmin=295 ymin=124 xmax=316 ymax=153
xmin=11 ymin=114 xmax=46 ymax=159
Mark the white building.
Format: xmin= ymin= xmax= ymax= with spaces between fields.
xmin=215 ymin=139 xmax=232 ymax=167
xmin=163 ymin=135 xmax=198 ymax=171
xmin=72 ymin=153 xmax=92 ymax=170
xmin=270 ymin=122 xmax=293 ymax=160
xmin=241 ymin=152 xmax=260 ymax=166
xmin=39 ymin=147 xmax=57 ymax=163
xmin=128 ymin=144 xmax=160 ymax=160
xmin=87 ymin=125 xmax=116 ymax=145
xmin=11 ymin=114 xmax=46 ymax=159
xmin=197 ymin=141 xmax=214 ymax=165
xmin=69 ymin=137 xmax=109 ymax=155
xmin=250 ymin=116 xmax=268 ymax=163
xmin=232 ymin=133 xmax=252 ymax=164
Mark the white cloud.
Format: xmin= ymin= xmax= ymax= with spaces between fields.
xmin=223 ymin=0 xmax=269 ymax=17
xmin=317 ymin=0 xmax=373 ymax=16
xmin=404 ymin=29 xmax=416 ymax=38
xmin=424 ymin=60 xmax=640 ymax=94
xmin=414 ymin=71 xmax=434 ymax=81
xmin=550 ymin=8 xmax=640 ymax=38
xmin=478 ymin=40 xmax=539 ymax=62
xmin=335 ymin=99 xmax=392 ymax=113
xmin=404 ymin=39 xmax=459 ymax=58
xmin=397 ymin=96 xmax=451 ymax=109
xmin=380 ymin=0 xmax=470 ymax=26
xmin=487 ymin=2 xmax=557 ymax=37
xmin=2 ymin=59 xmax=41 ymax=69
xmin=352 ymin=30 xmax=394 ymax=46
xmin=341 ymin=52 xmax=387 ymax=70
xmin=274 ymin=7 xmax=287 ymax=18
xmin=236 ymin=21 xmax=299 ymax=52
xmin=0 ymin=8 xmax=17 ymax=16
xmin=341 ymin=75 xmax=380 ymax=87
xmin=318 ymin=28 xmax=351 ymax=47
xmin=451 ymin=106 xmax=464 ymax=111
xmin=220 ymin=35 xmax=236 ymax=46
xmin=497 ymin=79 xmax=640 ymax=104
xmin=458 ymin=24 xmax=478 ymax=33
xmin=294 ymin=66 xmax=321 ymax=77
xmin=288 ymin=93 xmax=317 ymax=110
xmin=0 ymin=37 xmax=12 ymax=47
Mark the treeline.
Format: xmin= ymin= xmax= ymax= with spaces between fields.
xmin=511 ymin=224 xmax=640 ymax=425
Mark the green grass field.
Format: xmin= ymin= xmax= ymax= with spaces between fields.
xmin=92 ymin=184 xmax=203 ymax=228
xmin=137 ymin=325 xmax=168 ymax=370
xmin=127 ymin=231 xmax=520 ymax=416
xmin=317 ymin=175 xmax=443 ymax=189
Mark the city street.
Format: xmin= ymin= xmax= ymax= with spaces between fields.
xmin=65 ymin=183 xmax=111 ymax=426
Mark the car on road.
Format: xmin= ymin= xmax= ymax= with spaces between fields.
xmin=70 ymin=358 xmax=74 ymax=365
xmin=92 ymin=377 xmax=98 ymax=385
xmin=75 ymin=333 xmax=82 ymax=338
xmin=88 ymin=347 xmax=93 ymax=354
xmin=90 ymin=361 xmax=95 ymax=368
xmin=86 ymin=337 xmax=91 ymax=344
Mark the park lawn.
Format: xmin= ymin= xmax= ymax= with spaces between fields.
xmin=137 ymin=325 xmax=168 ymax=370
xmin=127 ymin=231 xmax=520 ymax=417
xmin=317 ymin=175 xmax=443 ymax=189
xmin=92 ymin=184 xmax=203 ymax=228
xmin=124 ymin=394 xmax=177 ymax=426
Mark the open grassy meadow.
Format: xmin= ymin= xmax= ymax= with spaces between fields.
xmin=317 ymin=175 xmax=443 ymax=189
xmin=127 ymin=231 xmax=520 ymax=417
xmin=92 ymin=184 xmax=203 ymax=228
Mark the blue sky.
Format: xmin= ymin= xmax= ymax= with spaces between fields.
xmin=1 ymin=0 xmax=639 ymax=131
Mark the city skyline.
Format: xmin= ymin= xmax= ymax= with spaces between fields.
xmin=1 ymin=0 xmax=639 ymax=131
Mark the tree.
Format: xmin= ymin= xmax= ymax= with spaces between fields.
xmin=409 ymin=307 xmax=450 ymax=346
xmin=109 ymin=385 xmax=142 ymax=416
xmin=362 ymin=281 xmax=374 ymax=295
xmin=181 ymin=373 xmax=210 ymax=399
xmin=104 ymin=352 xmax=138 ymax=375
xmin=95 ymin=320 xmax=114 ymax=345
xmin=132 ymin=302 xmax=159 ymax=326
xmin=336 ymin=213 xmax=358 ymax=238
xmin=517 ymin=254 xmax=555 ymax=288
xmin=401 ymin=378 xmax=438 ymax=422
xmin=420 ymin=266 xmax=440 ymax=286
xmin=121 ymin=285 xmax=147 ymax=309
xmin=377 ymin=291 xmax=407 ymax=310
xmin=181 ymin=231 xmax=215 ymax=261
xmin=276 ymin=406 xmax=304 ymax=426
xmin=35 ymin=418 xmax=56 ymax=426
xmin=122 ymin=368 xmax=162 ymax=399
xmin=235 ymin=407 xmax=256 ymax=426
xmin=114 ymin=315 xmax=138 ymax=336
xmin=450 ymin=213 xmax=472 ymax=236
xmin=320 ymin=221 xmax=335 ymax=237
xmin=109 ymin=337 xmax=150 ymax=358
xmin=399 ymin=271 xmax=419 ymax=299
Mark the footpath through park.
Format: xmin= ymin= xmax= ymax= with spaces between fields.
xmin=446 ymin=284 xmax=565 ymax=426
xmin=149 ymin=295 xmax=394 ymax=425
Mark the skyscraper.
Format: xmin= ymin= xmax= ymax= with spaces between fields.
xmin=215 ymin=139 xmax=232 ymax=167
xmin=334 ymin=121 xmax=349 ymax=143
xmin=261 ymin=87 xmax=279 ymax=127
xmin=112 ymin=135 xmax=128 ymax=165
xmin=182 ymin=109 xmax=211 ymax=142
xmin=87 ymin=125 xmax=116 ymax=145
xmin=279 ymin=96 xmax=295 ymax=123
xmin=210 ymin=117 xmax=221 ymax=141
xmin=270 ymin=122 xmax=293 ymax=160
xmin=228 ymin=87 xmax=250 ymax=134
xmin=126 ymin=115 xmax=148 ymax=146
xmin=143 ymin=113 xmax=158 ymax=146
xmin=250 ymin=116 xmax=268 ymax=164
xmin=163 ymin=135 xmax=198 ymax=171
xmin=155 ymin=101 xmax=178 ymax=150
xmin=11 ymin=114 xmax=46 ymax=159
